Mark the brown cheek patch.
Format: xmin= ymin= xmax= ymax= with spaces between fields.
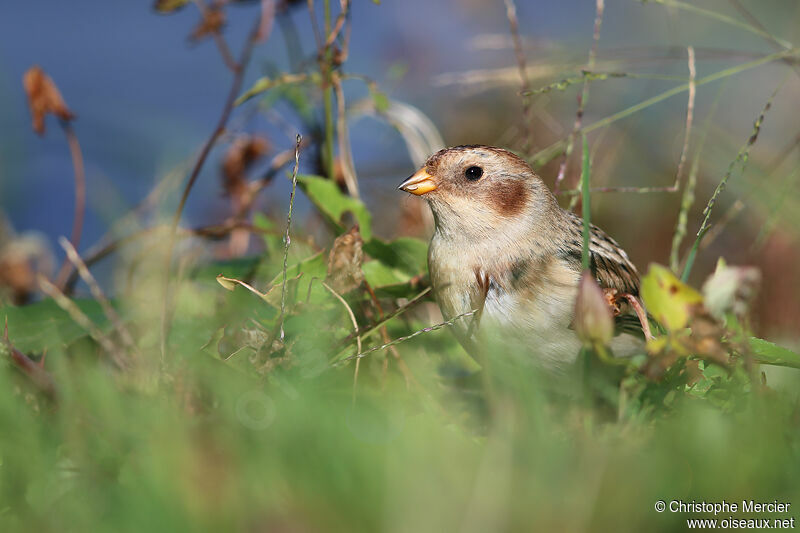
xmin=490 ymin=180 xmax=529 ymax=217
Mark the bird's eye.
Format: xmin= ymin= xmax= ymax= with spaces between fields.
xmin=464 ymin=166 xmax=483 ymax=181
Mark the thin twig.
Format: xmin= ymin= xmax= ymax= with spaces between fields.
xmin=332 ymin=72 xmax=359 ymax=198
xmin=169 ymin=19 xmax=261 ymax=237
xmin=336 ymin=308 xmax=477 ymax=365
xmin=620 ymin=293 xmax=653 ymax=340
xmin=213 ymin=34 xmax=240 ymax=72
xmin=503 ymin=0 xmax=534 ymax=152
xmin=54 ymin=122 xmax=86 ymax=289
xmin=194 ymin=0 xmax=240 ymax=72
xmin=66 ymin=218 xmax=291 ymax=293
xmin=363 ymin=281 xmax=414 ymax=388
xmin=531 ymin=49 xmax=797 ymax=169
xmin=681 ymin=76 xmax=788 ymax=280
xmin=320 ymin=0 xmax=336 ymax=182
xmin=554 ymin=0 xmax=604 ymax=193
xmin=648 ymin=0 xmax=793 ymax=50
xmin=727 ymin=0 xmax=800 ymax=78
xmin=670 ymin=84 xmax=725 ymax=272
xmin=673 ymin=46 xmax=696 ymax=191
xmin=692 ymin=79 xmax=787 ymax=248
xmin=38 ymin=276 xmax=128 ymax=369
xmin=63 ymin=159 xmax=194 ymax=294
xmin=279 ymin=134 xmax=303 ymax=341
xmin=318 ymin=280 xmax=361 ymax=401
xmin=559 ymin=47 xmax=696 ymax=196
xmin=59 ymin=237 xmax=137 ymax=355
xmin=160 ymin=18 xmax=262 ymax=358
xmin=580 ymin=134 xmax=592 ymax=270
xmin=3 ymin=318 xmax=58 ymax=399
xmin=334 ymin=286 xmax=431 ymax=349
xmin=523 ymin=71 xmax=686 ymax=97
xmin=323 ymin=0 xmax=350 ymax=48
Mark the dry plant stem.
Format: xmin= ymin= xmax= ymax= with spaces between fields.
xmin=670 ymin=87 xmax=722 ymax=272
xmin=649 ymin=0 xmax=794 ymax=50
xmin=257 ymin=0 xmax=277 ymax=42
xmin=318 ymin=281 xmax=361 ymax=402
xmin=38 ymin=276 xmax=128 ymax=369
xmin=695 ymin=85 xmax=800 ymax=252
xmin=169 ymin=19 xmax=260 ymax=236
xmin=59 ymin=238 xmax=137 ymax=354
xmin=323 ymin=0 xmax=349 ymax=47
xmin=554 ymin=0 xmax=604 ymax=194
xmin=531 ymin=49 xmax=797 ymax=169
xmin=338 ymin=308 xmax=477 ymax=364
xmin=364 ymin=281 xmax=414 ymax=388
xmin=68 ymin=145 xmax=297 ymax=292
xmin=691 ymin=78 xmax=787 ymax=255
xmin=726 ymin=0 xmax=800 ymax=83
xmin=192 ymin=0 xmax=240 ymax=71
xmin=213 ymin=34 xmax=240 ymax=72
xmin=673 ymin=47 xmax=696 ymax=191
xmin=559 ymin=47 xmax=696 ymax=196
xmin=320 ymin=0 xmax=336 ymax=183
xmin=621 ymin=294 xmax=653 ymax=340
xmin=306 ymin=0 xmax=322 ymax=49
xmin=332 ymin=73 xmax=359 ymax=198
xmin=503 ymin=0 xmax=534 ymax=152
xmin=3 ymin=318 xmax=57 ymax=399
xmin=54 ymin=122 xmax=86 ymax=290
xmin=321 ymin=281 xmax=360 ymax=355
xmin=335 ymin=287 xmax=432 ymax=349
xmin=66 ymin=219 xmax=289 ymax=292
xmin=63 ymin=161 xmax=193 ymax=294
xmin=279 ymin=135 xmax=303 ymax=341
xmin=160 ymin=18 xmax=261 ymax=357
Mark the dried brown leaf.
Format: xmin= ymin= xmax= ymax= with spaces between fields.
xmin=190 ymin=7 xmax=226 ymax=42
xmin=23 ymin=66 xmax=75 ymax=136
xmin=153 ymin=0 xmax=191 ymax=13
xmin=326 ymin=225 xmax=364 ymax=294
xmin=221 ymin=135 xmax=270 ymax=205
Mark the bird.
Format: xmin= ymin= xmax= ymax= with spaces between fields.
xmin=398 ymin=145 xmax=646 ymax=369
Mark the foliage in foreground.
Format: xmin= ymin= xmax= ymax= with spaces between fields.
xmin=2 ymin=184 xmax=800 ymax=531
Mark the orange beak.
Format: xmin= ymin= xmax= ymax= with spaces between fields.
xmin=398 ymin=168 xmax=438 ymax=196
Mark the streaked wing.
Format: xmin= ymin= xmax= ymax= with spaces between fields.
xmin=559 ymin=211 xmax=644 ymax=339
xmin=560 ymin=211 xmax=640 ymax=296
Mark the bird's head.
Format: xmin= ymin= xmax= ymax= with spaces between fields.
xmin=398 ymin=145 xmax=558 ymax=239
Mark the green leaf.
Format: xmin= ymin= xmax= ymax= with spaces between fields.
xmin=362 ymin=237 xmax=427 ymax=277
xmin=253 ymin=213 xmax=283 ymax=257
xmin=2 ymin=299 xmax=109 ymax=353
xmin=153 ymin=0 xmax=191 ymax=13
xmin=750 ymin=337 xmax=800 ymax=369
xmin=296 ymin=174 xmax=372 ymax=241
xmin=362 ymin=261 xmax=405 ymax=288
xmin=235 ymin=73 xmax=319 ymax=106
xmin=265 ymin=252 xmax=328 ymax=308
xmin=371 ymin=90 xmax=389 ymax=113
xmin=640 ymin=263 xmax=703 ymax=331
xmin=361 ymin=238 xmax=428 ymax=298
